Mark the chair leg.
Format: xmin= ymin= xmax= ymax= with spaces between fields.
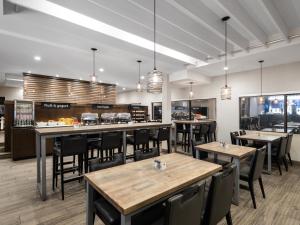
xmin=55 ymin=155 xmax=58 ymax=188
xmin=258 ymin=177 xmax=266 ymax=199
xmin=60 ymin=155 xmax=64 ymax=200
xmin=283 ymin=157 xmax=288 ymax=172
xmin=248 ymin=181 xmax=256 ymax=209
xmin=226 ymin=211 xmax=233 ymax=225
xmin=288 ymin=153 xmax=293 ymax=166
xmin=276 ymin=160 xmax=282 ymax=176
xmin=157 ymin=140 xmax=160 ymax=156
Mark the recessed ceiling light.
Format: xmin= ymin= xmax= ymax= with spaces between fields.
xmin=13 ymin=0 xmax=206 ymax=66
xmin=99 ymin=80 xmax=102 ymax=83
xmin=27 ymin=70 xmax=31 ymax=74
xmin=122 ymin=87 xmax=126 ymax=90
xmin=34 ymin=56 xmax=41 ymax=61
xmin=116 ymin=82 xmax=119 ymax=85
xmin=141 ymin=76 xmax=145 ymax=80
xmin=56 ymin=74 xmax=59 ymax=77
xmin=79 ymin=77 xmax=82 ymax=80
xmin=99 ymin=68 xmax=104 ymax=72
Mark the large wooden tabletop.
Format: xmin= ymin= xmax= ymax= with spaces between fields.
xmin=84 ymin=153 xmax=221 ymax=215
xmin=195 ymin=142 xmax=256 ymax=159
xmin=173 ymin=119 xmax=215 ymax=124
xmin=35 ymin=122 xmax=171 ymax=135
xmin=236 ymin=133 xmax=282 ymax=142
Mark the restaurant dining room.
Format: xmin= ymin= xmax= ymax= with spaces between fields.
xmin=1 ymin=0 xmax=300 ymax=225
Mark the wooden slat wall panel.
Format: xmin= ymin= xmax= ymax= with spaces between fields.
xmin=23 ymin=74 xmax=116 ymax=104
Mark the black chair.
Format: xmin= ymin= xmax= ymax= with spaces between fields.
xmin=127 ymin=129 xmax=150 ymax=159
xmin=194 ymin=124 xmax=209 ymax=144
xmin=89 ymin=153 xmax=125 ymax=225
xmin=230 ymin=131 xmax=239 ymax=145
xmin=240 ymin=147 xmax=266 ymax=209
xmin=134 ymin=148 xmax=159 ymax=161
xmin=285 ymin=133 xmax=293 ymax=166
xmin=191 ymin=140 xmax=229 ymax=167
xmin=202 ymin=164 xmax=236 ymax=225
xmin=99 ymin=132 xmax=123 ymax=162
xmin=208 ymin=122 xmax=217 ymax=142
xmin=271 ymin=137 xmax=288 ymax=175
xmin=52 ymin=135 xmax=87 ymax=200
xmin=164 ymin=184 xmax=205 ymax=225
xmin=175 ymin=123 xmax=188 ymax=150
xmin=150 ymin=127 xmax=171 ymax=154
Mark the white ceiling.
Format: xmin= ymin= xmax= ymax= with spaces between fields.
xmin=1 ymin=0 xmax=300 ymax=89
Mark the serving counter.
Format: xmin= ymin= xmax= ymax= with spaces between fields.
xmin=35 ymin=122 xmax=172 ymax=201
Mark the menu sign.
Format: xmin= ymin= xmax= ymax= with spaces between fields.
xmin=41 ymin=102 xmax=70 ymax=109
xmin=129 ymin=105 xmax=145 ymax=110
xmin=0 ymin=97 xmax=5 ymax=104
xmin=92 ymin=104 xmax=113 ymax=109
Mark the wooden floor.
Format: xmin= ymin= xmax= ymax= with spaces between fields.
xmin=0 ymin=155 xmax=300 ymax=225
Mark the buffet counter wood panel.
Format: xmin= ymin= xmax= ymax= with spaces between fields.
xmin=35 ymin=122 xmax=172 ymax=201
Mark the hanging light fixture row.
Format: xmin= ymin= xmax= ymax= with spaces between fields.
xmin=147 ymin=0 xmax=163 ymax=93
xmin=220 ymin=16 xmax=232 ymax=100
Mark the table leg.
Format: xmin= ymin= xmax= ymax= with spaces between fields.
xmin=36 ymin=134 xmax=41 ymax=184
xmin=267 ymin=142 xmax=272 ymax=174
xmin=174 ymin=125 xmax=177 ymax=152
xmin=232 ymin=158 xmax=240 ymax=205
xmin=189 ymin=124 xmax=193 ymax=153
xmin=41 ymin=136 xmax=47 ymax=201
xmin=123 ymin=131 xmax=127 ymax=163
xmin=195 ymin=148 xmax=199 ymax=159
xmin=214 ymin=153 xmax=218 ymax=163
xmin=236 ymin=138 xmax=239 ymax=145
xmin=86 ymin=183 xmax=95 ymax=225
xmin=121 ymin=214 xmax=131 ymax=225
xmin=168 ymin=127 xmax=172 ymax=153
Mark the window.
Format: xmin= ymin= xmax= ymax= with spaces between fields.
xmin=152 ymin=102 xmax=162 ymax=121
xmin=191 ymin=99 xmax=216 ymax=120
xmin=240 ymin=94 xmax=300 ymax=133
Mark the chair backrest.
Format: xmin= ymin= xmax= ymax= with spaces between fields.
xmin=101 ymin=132 xmax=122 ymax=150
xmin=208 ymin=122 xmax=216 ymax=133
xmin=165 ymin=184 xmax=205 ymax=225
xmin=200 ymin=124 xmax=209 ymax=135
xmin=89 ymin=152 xmax=124 ymax=172
xmin=249 ymin=146 xmax=266 ymax=180
xmin=134 ymin=148 xmax=159 ymax=161
xmin=158 ymin=127 xmax=170 ymax=141
xmin=61 ymin=135 xmax=87 ymax=156
xmin=286 ymin=133 xmax=293 ymax=154
xmin=277 ymin=137 xmax=288 ymax=158
xmin=239 ymin=130 xmax=248 ymax=146
xmin=176 ymin=123 xmax=184 ymax=132
xmin=239 ymin=130 xmax=246 ymax=135
xmin=134 ymin=129 xmax=150 ymax=145
xmin=191 ymin=140 xmax=208 ymax=159
xmin=202 ymin=164 xmax=236 ymax=225
xmin=230 ymin=131 xmax=239 ymax=145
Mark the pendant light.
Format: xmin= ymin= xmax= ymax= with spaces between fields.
xmin=136 ymin=60 xmax=143 ymax=92
xmin=258 ymin=60 xmax=264 ymax=104
xmin=147 ymin=0 xmax=163 ymax=93
xmin=91 ymin=48 xmax=97 ymax=83
xmin=189 ymin=82 xmax=194 ymax=98
xmin=221 ymin=16 xmax=232 ymax=100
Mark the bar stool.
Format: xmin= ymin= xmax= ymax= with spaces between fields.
xmin=208 ymin=122 xmax=217 ymax=142
xmin=175 ymin=123 xmax=188 ymax=150
xmin=52 ymin=135 xmax=87 ymax=200
xmin=150 ymin=127 xmax=171 ymax=154
xmin=127 ymin=129 xmax=150 ymax=159
xmin=99 ymin=132 xmax=123 ymax=162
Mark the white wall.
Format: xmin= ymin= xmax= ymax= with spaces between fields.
xmin=0 ymin=86 xmax=23 ymax=100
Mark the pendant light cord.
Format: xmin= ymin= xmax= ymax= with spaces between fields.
xmin=93 ymin=50 xmax=95 ymax=76
xmin=225 ymin=19 xmax=228 ymax=87
xmin=153 ymin=0 xmax=157 ymax=70
xmin=138 ymin=60 xmax=141 ymax=83
xmin=259 ymin=60 xmax=264 ymax=96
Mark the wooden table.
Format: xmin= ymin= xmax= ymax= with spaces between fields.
xmin=195 ymin=142 xmax=256 ymax=205
xmin=85 ymin=153 xmax=221 ymax=225
xmin=35 ymin=122 xmax=171 ymax=201
xmin=173 ymin=120 xmax=215 ymax=153
xmin=236 ymin=132 xmax=284 ymax=174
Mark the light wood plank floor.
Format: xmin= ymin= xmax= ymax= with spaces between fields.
xmin=0 ymin=156 xmax=300 ymax=225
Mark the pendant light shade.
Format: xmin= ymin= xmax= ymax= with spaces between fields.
xmin=91 ymin=48 xmax=97 ymax=83
xmin=258 ymin=60 xmax=265 ymax=104
xmin=136 ymin=60 xmax=143 ymax=92
xmin=147 ymin=0 xmax=163 ymax=93
xmin=220 ymin=16 xmax=231 ymax=100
